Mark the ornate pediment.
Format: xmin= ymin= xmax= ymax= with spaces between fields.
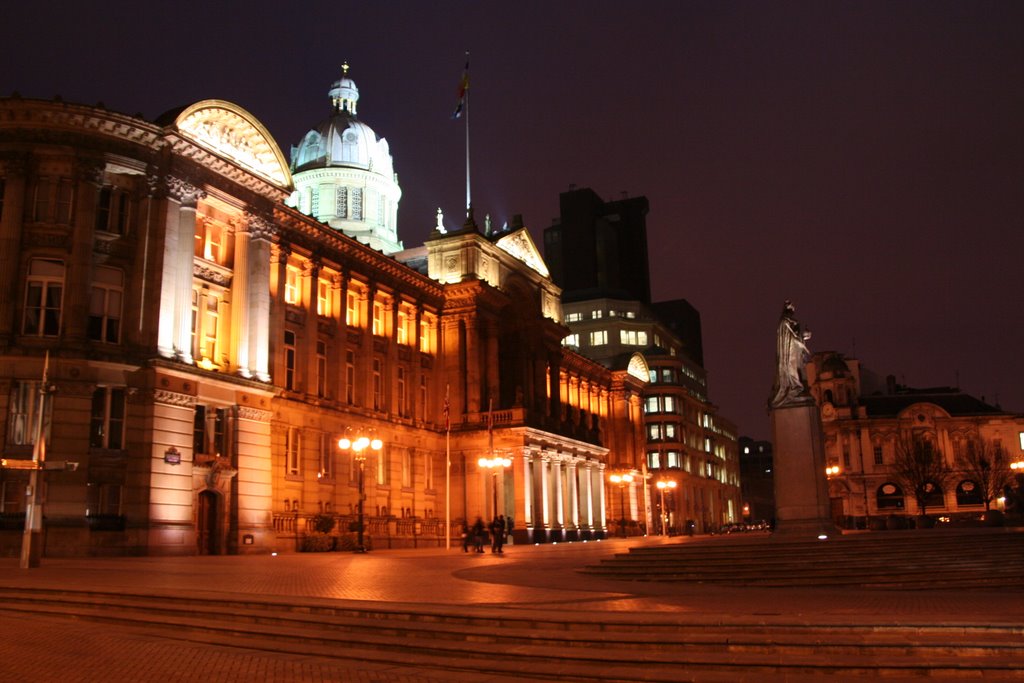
xmin=174 ymin=100 xmax=292 ymax=189
xmin=495 ymin=228 xmax=549 ymax=278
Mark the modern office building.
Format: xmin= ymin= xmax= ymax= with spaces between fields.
xmin=545 ymin=188 xmax=741 ymax=535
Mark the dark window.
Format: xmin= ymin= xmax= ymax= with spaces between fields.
xmin=89 ymin=387 xmax=126 ymax=449
xmin=876 ymin=482 xmax=905 ymax=510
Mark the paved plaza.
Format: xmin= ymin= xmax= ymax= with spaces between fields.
xmin=1 ymin=535 xmax=1021 ymax=681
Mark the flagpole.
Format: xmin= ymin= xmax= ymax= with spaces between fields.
xmin=445 ymin=383 xmax=451 ymax=550
xmin=464 ymin=50 xmax=471 ymax=214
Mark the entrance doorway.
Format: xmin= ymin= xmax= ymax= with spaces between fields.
xmin=197 ymin=490 xmax=219 ymax=555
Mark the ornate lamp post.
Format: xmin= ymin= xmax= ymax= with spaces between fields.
xmin=655 ymin=479 xmax=677 ymax=536
xmin=478 ymin=454 xmax=512 ymax=519
xmin=608 ymin=472 xmax=634 ymax=538
xmin=338 ymin=430 xmax=384 ymax=553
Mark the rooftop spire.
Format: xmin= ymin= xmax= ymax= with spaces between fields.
xmin=329 ymin=61 xmax=359 ymax=115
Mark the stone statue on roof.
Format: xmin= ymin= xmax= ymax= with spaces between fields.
xmin=770 ymin=300 xmax=813 ymax=408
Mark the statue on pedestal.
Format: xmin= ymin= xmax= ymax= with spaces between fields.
xmin=770 ymin=300 xmax=812 ymax=408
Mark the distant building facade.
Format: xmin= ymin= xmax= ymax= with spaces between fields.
xmin=738 ymin=437 xmax=775 ymax=523
xmin=546 ymin=188 xmax=741 ymax=535
xmin=807 ymin=352 xmax=1024 ymax=527
xmin=0 ymin=76 xmax=648 ymax=558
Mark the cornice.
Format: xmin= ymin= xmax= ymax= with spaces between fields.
xmin=272 ymin=205 xmax=443 ymax=302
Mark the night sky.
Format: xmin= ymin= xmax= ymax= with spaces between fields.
xmin=4 ymin=1 xmax=1021 ymax=440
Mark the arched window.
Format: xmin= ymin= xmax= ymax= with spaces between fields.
xmin=922 ymin=481 xmax=945 ymax=509
xmin=876 ymin=482 xmax=905 ymax=510
xmin=955 ymin=480 xmax=984 ymax=507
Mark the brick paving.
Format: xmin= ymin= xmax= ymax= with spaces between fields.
xmin=0 ymin=535 xmax=1021 ymax=681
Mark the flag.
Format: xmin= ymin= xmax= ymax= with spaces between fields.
xmin=443 ymin=384 xmax=450 ymax=432
xmin=452 ymin=56 xmax=469 ymax=119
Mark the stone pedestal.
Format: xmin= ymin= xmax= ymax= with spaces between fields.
xmin=770 ymin=401 xmax=836 ymax=536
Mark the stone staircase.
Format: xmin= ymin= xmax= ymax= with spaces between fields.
xmin=0 ymin=584 xmax=1021 ymax=680
xmin=580 ymin=527 xmax=1024 ymax=589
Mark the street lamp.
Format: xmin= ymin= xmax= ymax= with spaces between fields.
xmin=655 ymin=479 xmax=677 ymax=536
xmin=338 ymin=430 xmax=384 ymax=553
xmin=608 ymin=472 xmax=634 ymax=538
xmin=478 ymin=454 xmax=512 ymax=519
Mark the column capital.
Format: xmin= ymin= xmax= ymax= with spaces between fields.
xmin=243 ymin=211 xmax=276 ymax=241
xmin=166 ymin=176 xmax=206 ymax=207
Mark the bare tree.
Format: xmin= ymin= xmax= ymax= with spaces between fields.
xmin=955 ymin=436 xmax=1013 ymax=511
xmin=891 ymin=432 xmax=953 ymax=517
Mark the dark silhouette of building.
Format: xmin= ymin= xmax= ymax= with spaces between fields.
xmin=544 ymin=187 xmax=651 ymax=305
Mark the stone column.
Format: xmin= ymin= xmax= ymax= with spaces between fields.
xmin=566 ymin=461 xmax=579 ymax=532
xmin=232 ymin=218 xmax=251 ymax=377
xmin=0 ymin=154 xmax=27 ymax=342
xmin=166 ymin=177 xmax=205 ymax=364
xmin=550 ymin=457 xmax=564 ymax=534
xmin=247 ymin=216 xmax=273 ymax=382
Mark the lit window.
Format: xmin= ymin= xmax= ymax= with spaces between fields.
xmin=625 ymin=311 xmax=636 ymax=319
xmin=203 ymin=293 xmax=219 ymax=360
xmin=663 ymin=396 xmax=676 ymax=413
xmin=375 ymin=446 xmax=388 ymax=486
xmin=666 ymin=451 xmax=680 ymax=468
xmin=402 ymin=448 xmax=412 ymax=488
xmin=319 ymin=432 xmax=333 ymax=479
xmin=317 ymin=278 xmax=332 ymax=316
xmin=648 ymin=452 xmax=661 ymax=469
xmin=286 ymin=427 xmax=301 ymax=476
xmin=23 ymin=258 xmax=64 ymax=336
xmin=372 ymin=359 xmax=383 ymax=410
xmin=562 ymin=333 xmax=579 ymax=347
xmin=419 ymin=314 xmax=435 ymax=353
xmin=645 ymin=396 xmax=659 ymax=413
xmin=565 ymin=312 xmax=582 ymax=323
xmin=284 ymin=266 xmax=301 ymax=305
xmin=1019 ymin=432 xmax=1024 ymax=451
xmin=637 ymin=331 xmax=648 ymax=346
xmin=346 ymin=289 xmax=361 ymax=327
xmin=372 ymin=301 xmax=385 ymax=336
xmin=90 ymin=387 xmax=126 ymax=450
xmin=591 ymin=310 xmax=603 ymax=319
xmin=588 ymin=330 xmax=608 ymax=346
xmin=88 ymin=266 xmax=123 ymax=344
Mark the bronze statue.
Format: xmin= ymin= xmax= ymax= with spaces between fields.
xmin=770 ymin=300 xmax=812 ymax=408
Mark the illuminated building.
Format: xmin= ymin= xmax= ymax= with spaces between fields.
xmin=0 ymin=74 xmax=648 ymax=557
xmin=545 ymin=188 xmax=741 ymax=535
xmin=808 ymin=352 xmax=1024 ymax=527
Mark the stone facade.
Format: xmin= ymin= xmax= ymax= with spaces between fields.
xmin=0 ymin=94 xmax=646 ymax=557
xmin=807 ymin=352 xmax=1024 ymax=527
